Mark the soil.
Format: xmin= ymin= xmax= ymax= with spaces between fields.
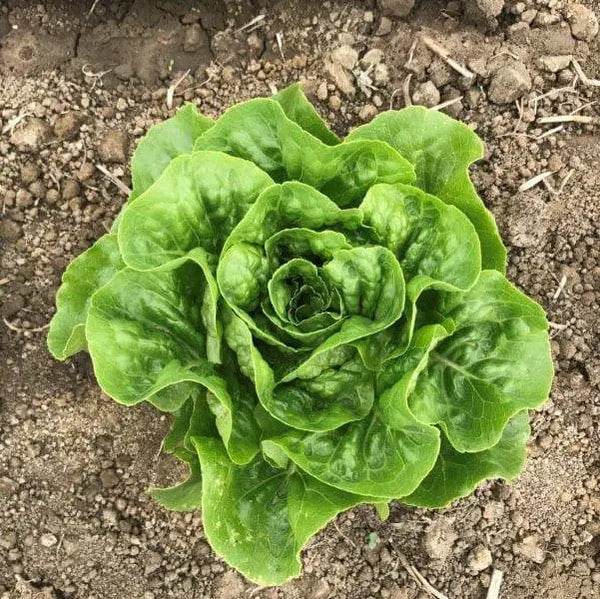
xmin=0 ymin=0 xmax=599 ymax=598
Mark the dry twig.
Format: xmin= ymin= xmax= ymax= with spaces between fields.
xmin=534 ymin=125 xmax=563 ymax=141
xmin=3 ymin=318 xmax=50 ymax=334
xmin=393 ymin=548 xmax=449 ymax=599
xmin=403 ymin=73 xmax=413 ymax=107
xmin=537 ymin=115 xmax=600 ymax=125
xmin=571 ymin=59 xmax=600 ymax=87
xmin=553 ymin=274 xmax=567 ymax=300
xmin=431 ymin=96 xmax=463 ymax=111
xmin=236 ymin=14 xmax=265 ymax=33
xmin=518 ymin=170 xmax=555 ymax=192
xmin=421 ymin=35 xmax=474 ymax=80
xmin=486 ymin=569 xmax=504 ymax=599
xmin=166 ymin=69 xmax=190 ymax=109
xmin=95 ymin=164 xmax=131 ymax=196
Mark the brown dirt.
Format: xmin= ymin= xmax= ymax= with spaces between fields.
xmin=0 ymin=1 xmax=599 ymax=598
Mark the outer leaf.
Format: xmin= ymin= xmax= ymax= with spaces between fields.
xmin=408 ymin=270 xmax=553 ymax=453
xmin=130 ymin=103 xmax=213 ymax=201
xmin=404 ymin=410 xmax=530 ymax=508
xmin=47 ymin=233 xmax=124 ymax=360
xmin=347 ymin=107 xmax=506 ymax=271
xmin=149 ymin=449 xmax=203 ymax=511
xmin=119 ymin=152 xmax=274 ymax=266
xmin=194 ymin=98 xmax=415 ymax=207
xmin=194 ymin=436 xmax=364 ymax=586
xmin=269 ymin=326 xmax=446 ymax=498
xmin=86 ymin=265 xmax=260 ymax=464
xmin=273 ymin=83 xmax=340 ymax=145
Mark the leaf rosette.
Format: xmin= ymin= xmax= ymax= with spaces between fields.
xmin=48 ymin=85 xmax=553 ymax=585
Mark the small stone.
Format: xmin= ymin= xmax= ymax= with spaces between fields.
xmin=316 ymin=81 xmax=328 ymax=101
xmin=361 ymin=49 xmax=384 ymax=68
xmin=359 ymin=104 xmax=378 ymax=121
xmin=423 ymin=518 xmax=457 ymax=561
xmin=467 ymin=545 xmax=493 ymax=571
xmin=53 ymin=111 xmax=85 ymax=140
xmin=373 ymin=63 xmax=389 ymax=86
xmin=488 ymin=63 xmax=531 ymax=104
xmin=183 ymin=23 xmax=204 ymax=52
xmin=16 ymin=189 xmax=33 ymax=208
xmin=0 ymin=476 xmax=18 ymax=496
xmin=40 ymin=533 xmax=58 ymax=548
xmin=0 ymin=220 xmax=22 ymax=241
xmin=97 ymin=130 xmax=129 ymax=164
xmin=375 ymin=16 xmax=393 ymax=35
xmin=377 ymin=0 xmax=414 ymax=18
xmin=116 ymin=98 xmax=128 ymax=112
xmin=62 ymin=179 xmax=81 ymax=201
xmin=514 ymin=535 xmax=545 ymax=563
xmin=246 ymin=32 xmax=264 ymax=58
xmin=10 ymin=118 xmax=50 ymax=152
xmin=221 ymin=66 xmax=235 ymax=82
xmin=521 ymin=9 xmax=537 ymax=24
xmin=99 ymin=468 xmax=120 ymax=488
xmin=77 ymin=163 xmax=95 ymax=182
xmin=538 ymin=55 xmax=573 ymax=73
xmin=325 ymin=61 xmax=355 ymax=96
xmin=463 ymin=0 xmax=504 ymax=29
xmin=331 ymin=44 xmax=358 ymax=70
xmin=329 ymin=94 xmax=342 ymax=110
xmin=21 ymin=163 xmax=40 ymax=184
xmin=412 ymin=80 xmax=441 ymax=107
xmin=566 ymin=4 xmax=599 ymax=41
xmin=533 ymin=11 xmax=560 ymax=27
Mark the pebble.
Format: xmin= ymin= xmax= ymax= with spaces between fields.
xmin=40 ymin=533 xmax=58 ymax=548
xmin=359 ymin=104 xmax=378 ymax=121
xmin=566 ymin=4 xmax=599 ymax=41
xmin=99 ymin=468 xmax=120 ymax=488
xmin=21 ymin=163 xmax=40 ymax=184
xmin=183 ymin=23 xmax=204 ymax=52
xmin=53 ymin=111 xmax=84 ymax=140
xmin=467 ymin=545 xmax=493 ymax=571
xmin=463 ymin=0 xmax=504 ymax=29
xmin=10 ymin=118 xmax=50 ymax=152
xmin=61 ymin=179 xmax=80 ymax=201
xmin=116 ymin=98 xmax=128 ymax=112
xmin=377 ymin=0 xmax=414 ymax=17
xmin=412 ymin=80 xmax=441 ymax=107
xmin=331 ymin=44 xmax=358 ymax=71
xmin=361 ymin=49 xmax=384 ymax=68
xmin=325 ymin=61 xmax=355 ymax=96
xmin=375 ymin=16 xmax=393 ymax=35
xmin=513 ymin=535 xmax=545 ymax=563
xmin=538 ymin=55 xmax=573 ymax=73
xmin=97 ymin=130 xmax=129 ymax=163
xmin=488 ymin=63 xmax=531 ymax=104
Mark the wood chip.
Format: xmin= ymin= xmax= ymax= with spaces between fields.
xmin=486 ymin=569 xmax=504 ymax=599
xmin=421 ymin=35 xmax=474 ymax=80
xmin=518 ymin=170 xmax=555 ymax=192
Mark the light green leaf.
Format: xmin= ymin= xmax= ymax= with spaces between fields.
xmin=404 ymin=410 xmax=530 ymax=508
xmin=273 ymin=83 xmax=340 ymax=145
xmin=194 ymin=436 xmax=364 ymax=586
xmin=119 ymin=151 xmax=273 ymax=268
xmin=347 ymin=107 xmax=506 ymax=271
xmin=130 ymin=103 xmax=213 ymax=201
xmin=47 ymin=233 xmax=124 ymax=360
xmin=194 ymin=98 xmax=415 ymax=207
xmin=86 ymin=264 xmax=260 ymax=464
xmin=149 ymin=449 xmax=203 ymax=511
xmin=409 ymin=270 xmax=553 ymax=452
xmin=269 ymin=326 xmax=445 ymax=497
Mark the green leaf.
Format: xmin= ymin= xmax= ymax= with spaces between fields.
xmin=269 ymin=326 xmax=446 ymax=497
xmin=47 ymin=233 xmax=124 ymax=360
xmin=408 ymin=270 xmax=553 ymax=453
xmin=119 ymin=151 xmax=273 ymax=268
xmin=194 ymin=436 xmax=364 ymax=586
xmin=273 ymin=83 xmax=340 ymax=145
xmin=404 ymin=410 xmax=530 ymax=508
xmin=130 ymin=103 xmax=213 ymax=201
xmin=347 ymin=107 xmax=506 ymax=271
xmin=149 ymin=449 xmax=203 ymax=511
xmin=86 ymin=264 xmax=260 ymax=464
xmin=194 ymin=98 xmax=415 ymax=207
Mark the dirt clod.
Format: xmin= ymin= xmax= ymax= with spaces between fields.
xmin=97 ymin=130 xmax=129 ymax=164
xmin=488 ymin=63 xmax=532 ymax=104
